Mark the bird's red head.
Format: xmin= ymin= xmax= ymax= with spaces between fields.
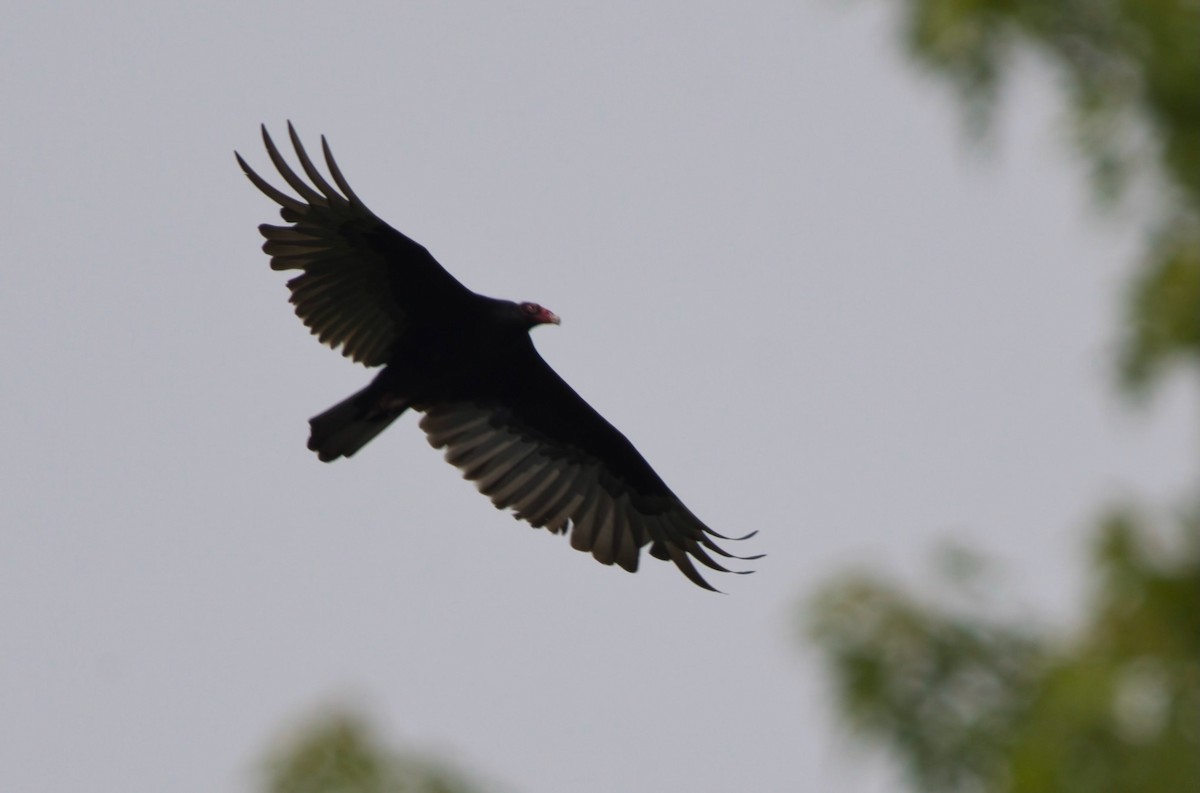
xmin=519 ymin=301 xmax=561 ymax=327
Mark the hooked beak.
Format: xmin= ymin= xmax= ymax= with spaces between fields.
xmin=540 ymin=308 xmax=561 ymax=326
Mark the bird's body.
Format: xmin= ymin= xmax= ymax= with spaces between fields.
xmin=238 ymin=124 xmax=758 ymax=589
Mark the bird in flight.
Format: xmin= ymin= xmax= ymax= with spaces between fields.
xmin=237 ymin=123 xmax=759 ymax=590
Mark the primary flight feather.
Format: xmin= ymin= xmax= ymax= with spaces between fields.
xmin=237 ymin=123 xmax=759 ymax=590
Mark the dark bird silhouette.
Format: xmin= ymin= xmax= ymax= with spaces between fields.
xmin=237 ymin=124 xmax=759 ymax=589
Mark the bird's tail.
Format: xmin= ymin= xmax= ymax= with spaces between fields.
xmin=307 ymin=384 xmax=409 ymax=462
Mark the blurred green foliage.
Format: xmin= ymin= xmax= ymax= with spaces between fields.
xmin=263 ymin=712 xmax=484 ymax=793
xmin=1124 ymin=221 xmax=1200 ymax=388
xmin=894 ymin=0 xmax=1200 ymax=393
xmin=809 ymin=515 xmax=1200 ymax=792
xmin=809 ymin=1 xmax=1200 ymax=789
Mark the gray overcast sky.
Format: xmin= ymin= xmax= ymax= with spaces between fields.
xmin=1 ymin=2 xmax=1194 ymax=792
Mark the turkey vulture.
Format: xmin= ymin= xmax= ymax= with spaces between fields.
xmin=236 ymin=123 xmax=759 ymax=590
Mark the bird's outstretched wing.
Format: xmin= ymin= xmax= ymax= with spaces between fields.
xmin=237 ymin=123 xmax=474 ymax=366
xmin=417 ymin=344 xmax=760 ymax=591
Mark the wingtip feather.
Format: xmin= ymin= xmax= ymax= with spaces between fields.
xmin=321 ymin=134 xmax=365 ymax=207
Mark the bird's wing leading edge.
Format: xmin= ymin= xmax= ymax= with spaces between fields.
xmin=416 ymin=347 xmax=761 ymax=591
xmin=236 ymin=123 xmax=473 ymax=366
